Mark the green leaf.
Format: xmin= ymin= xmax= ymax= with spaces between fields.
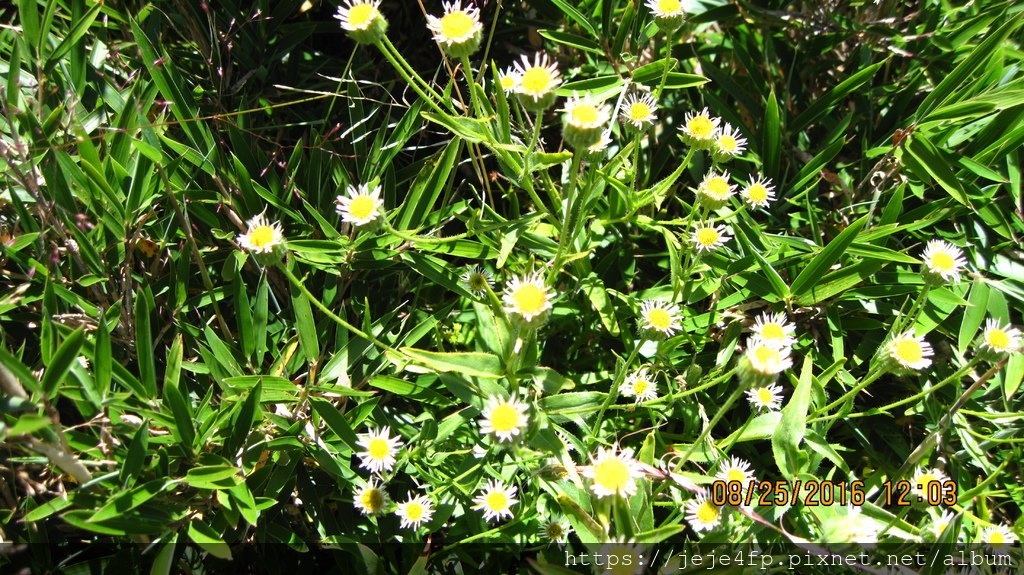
xmin=94 ymin=315 xmax=111 ymax=398
xmin=290 ymin=275 xmax=320 ymax=366
xmin=163 ymin=362 xmax=195 ymax=454
xmin=772 ymin=356 xmax=813 ymax=479
xmin=537 ymin=29 xmax=603 ymax=55
xmin=89 ymin=479 xmax=175 ymax=522
xmin=184 ymin=465 xmax=242 ymax=489
xmin=134 ymin=291 xmax=157 ymax=398
xmin=792 ymin=61 xmax=884 ymax=132
xmin=789 ymin=215 xmax=869 ymax=301
xmin=41 ymin=327 xmax=85 ymax=397
xmin=762 ymin=89 xmax=782 ymax=178
xmin=309 ymin=397 xmax=359 ymax=452
xmin=120 ymin=422 xmax=150 ymax=486
xmin=548 ymin=0 xmax=598 ymax=37
xmin=187 ymin=520 xmax=232 ymax=560
xmin=395 ymin=348 xmax=504 ymax=379
xmin=903 ymin=135 xmax=972 ymax=208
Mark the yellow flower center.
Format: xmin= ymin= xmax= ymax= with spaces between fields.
xmin=747 ymin=184 xmax=768 ymax=202
xmin=439 ymin=11 xmax=475 ymax=40
xmin=248 ymin=225 xmax=277 ymax=248
xmin=935 ymin=520 xmax=950 ymax=533
xmin=755 ymin=346 xmax=779 ymax=364
xmin=658 ymin=0 xmax=682 ymax=13
xmin=405 ymin=502 xmax=424 ymax=521
xmin=687 ymin=116 xmax=715 ymax=138
xmin=489 ymin=403 xmax=521 ymax=433
xmin=929 ymin=252 xmax=955 ymax=272
xmin=485 ymin=491 xmax=508 ymax=511
xmin=761 ymin=323 xmax=785 ymax=341
xmin=348 ymin=4 xmax=377 ymax=28
xmin=570 ymin=104 xmax=600 ymax=126
xmin=520 ymin=67 xmax=554 ymax=95
xmin=367 ymin=438 xmax=390 ymax=460
xmin=695 ymin=228 xmax=720 ymax=246
xmin=348 ymin=195 xmax=377 ymax=221
xmin=633 ymin=379 xmax=650 ymax=395
xmin=511 ymin=284 xmax=547 ymax=315
xmin=500 ymin=74 xmax=517 ymax=90
xmin=989 ymin=530 xmax=1005 ymax=545
xmin=593 ymin=458 xmax=631 ymax=493
xmin=629 ymin=102 xmax=651 ymax=121
xmin=546 ymin=523 xmax=564 ymax=539
xmin=987 ymin=329 xmax=1010 ymax=350
xmin=718 ymin=135 xmax=737 ymax=152
xmin=726 ymin=468 xmax=747 ymax=483
xmin=467 ymin=273 xmax=488 ymax=291
xmin=916 ymin=473 xmax=938 ymax=490
xmin=706 ymin=177 xmax=730 ymax=198
xmin=645 ymin=308 xmax=672 ymax=330
xmin=894 ymin=339 xmax=923 ymax=364
xmin=757 ymin=388 xmax=774 ymax=403
xmin=361 ymin=488 xmax=384 ymax=511
xmin=696 ymin=501 xmax=720 ymax=523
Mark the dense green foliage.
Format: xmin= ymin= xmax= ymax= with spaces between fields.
xmin=1 ymin=0 xmax=1023 ymax=573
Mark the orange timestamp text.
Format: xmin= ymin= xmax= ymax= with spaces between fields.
xmin=709 ymin=479 xmax=957 ymax=507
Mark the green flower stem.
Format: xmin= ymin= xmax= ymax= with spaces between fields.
xmin=380 ymin=35 xmax=447 ymax=105
xmin=630 ymin=131 xmax=643 ymax=196
xmin=651 ymin=383 xmax=747 ymax=501
xmin=660 ymin=147 xmax=695 ymax=207
xmin=893 ymin=282 xmax=933 ymax=336
xmin=675 ymin=365 xmax=740 ymax=398
xmin=838 ymin=357 xmax=982 ymax=421
xmin=278 ymin=263 xmax=395 ymax=354
xmin=548 ymin=152 xmax=585 ymax=284
xmin=588 ymin=339 xmax=645 ymax=451
xmin=459 ymin=55 xmax=482 ymax=117
xmin=374 ymin=38 xmax=447 ymax=115
xmin=521 ymin=111 xmax=544 ymax=181
xmin=654 ymin=29 xmax=676 ymax=100
xmin=605 ymin=365 xmax=739 ymax=411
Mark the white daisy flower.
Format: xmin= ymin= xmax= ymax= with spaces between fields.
xmin=356 ymin=426 xmax=403 ymax=474
xmin=622 ymin=367 xmax=658 ymax=402
xmin=645 ymin=0 xmax=686 ymax=19
xmin=712 ymin=123 xmax=747 ymax=162
xmin=334 ymin=0 xmax=387 ymax=44
xmin=679 ymin=107 xmax=721 ymax=148
xmin=353 ymin=480 xmax=390 ymax=515
xmin=911 ymin=467 xmax=948 ymax=498
xmin=461 ymin=265 xmax=492 ymax=294
xmin=513 ymin=53 xmax=561 ymax=108
xmin=981 ymin=524 xmax=1016 ymax=547
xmin=716 ymin=456 xmax=755 ymax=487
xmin=583 ymin=445 xmax=641 ymax=499
xmin=502 ymin=270 xmax=552 ymax=322
xmin=746 ymin=383 xmax=784 ymax=411
xmin=237 ymin=213 xmax=285 ymax=254
xmin=336 ymin=183 xmax=384 ymax=227
xmin=745 ymin=337 xmax=793 ymax=376
xmin=691 ymin=223 xmax=731 ymax=253
xmin=978 ymin=318 xmax=1022 ymax=355
xmin=498 ymin=66 xmax=520 ymax=93
xmin=479 ymin=395 xmax=529 ymax=442
xmin=696 ymin=170 xmax=736 ymax=205
xmin=562 ymin=93 xmax=611 ymax=149
xmin=426 ymin=1 xmax=483 ymax=57
xmin=472 ymin=480 xmax=518 ymax=523
xmin=639 ymin=299 xmax=681 ymax=337
xmin=886 ymin=331 xmax=933 ymax=371
xmin=562 ymin=93 xmax=610 ymax=129
xmin=751 ymin=311 xmax=796 ymax=348
xmin=396 ymin=493 xmax=434 ymax=530
xmin=619 ymin=92 xmax=658 ymax=129
xmin=930 ymin=509 xmax=957 ymax=539
xmin=741 ymin=176 xmax=776 ymax=208
xmin=920 ymin=240 xmax=966 ymax=283
xmin=539 ymin=517 xmax=572 ymax=546
xmin=685 ymin=496 xmax=722 ymax=533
